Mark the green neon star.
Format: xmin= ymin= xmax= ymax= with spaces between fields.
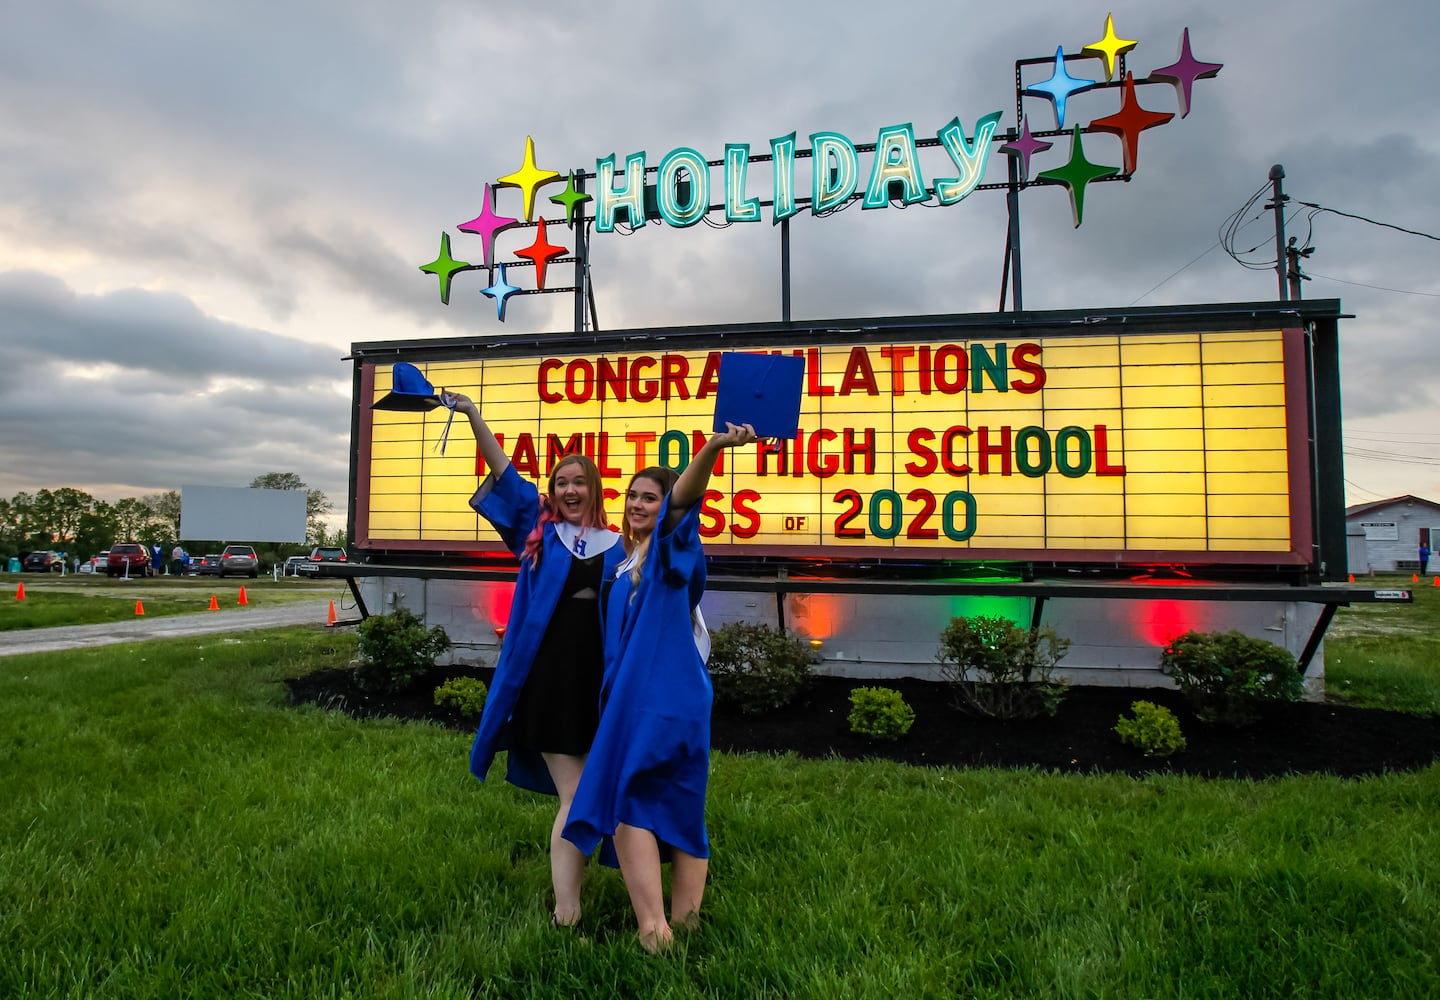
xmin=549 ymin=171 xmax=592 ymax=227
xmin=418 ymin=232 xmax=477 ymax=304
xmin=1036 ymin=126 xmax=1120 ymax=228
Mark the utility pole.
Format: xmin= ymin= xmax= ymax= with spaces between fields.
xmin=1266 ymin=164 xmax=1289 ymax=300
xmin=1286 ymin=236 xmax=1313 ymax=301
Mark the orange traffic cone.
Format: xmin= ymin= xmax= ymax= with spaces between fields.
xmin=1412 ymin=573 xmax=1420 ymax=583
xmin=14 ymin=582 xmax=24 ymax=600
xmin=208 ymin=595 xmax=219 ymax=610
xmin=326 ymin=600 xmax=337 ymax=626
xmin=1347 ymin=574 xmax=1354 ymax=583
xmin=135 ymin=600 xmax=145 ymax=616
xmin=238 ymin=586 xmax=248 ymax=606
xmin=1433 ymin=576 xmax=1438 ymax=587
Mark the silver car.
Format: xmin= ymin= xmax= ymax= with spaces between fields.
xmin=218 ymin=545 xmax=259 ymax=578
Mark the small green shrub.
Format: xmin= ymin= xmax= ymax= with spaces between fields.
xmin=1114 ymin=700 xmax=1187 ymax=757
xmin=935 ymin=615 xmax=1070 ymax=719
xmin=847 ymin=686 xmax=916 ymax=742
xmin=433 ymin=676 xmax=487 ymax=715
xmin=1160 ymin=629 xmax=1303 ymax=726
xmin=708 ymin=622 xmax=820 ymax=715
xmin=353 ymin=607 xmax=451 ymax=694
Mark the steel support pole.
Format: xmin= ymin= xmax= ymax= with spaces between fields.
xmin=573 ymin=175 xmax=588 ymax=333
xmin=780 ymin=217 xmax=792 ymax=322
xmin=1269 ymin=164 xmax=1288 ymax=300
xmin=1006 ymin=130 xmax=1024 ymax=311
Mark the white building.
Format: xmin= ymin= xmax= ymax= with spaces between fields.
xmin=1344 ymin=496 xmax=1440 ymax=575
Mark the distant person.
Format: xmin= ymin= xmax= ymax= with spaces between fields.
xmin=73 ymin=555 xmax=81 ymax=573
xmin=171 ymin=544 xmax=185 ymax=576
xmin=150 ymin=543 xmax=164 ymax=574
xmin=1421 ymin=543 xmax=1431 ymax=575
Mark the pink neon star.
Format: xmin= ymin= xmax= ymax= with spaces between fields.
xmin=999 ymin=116 xmax=1054 ymax=182
xmin=457 ymin=184 xmax=520 ymax=268
xmin=1148 ymin=28 xmax=1224 ymax=119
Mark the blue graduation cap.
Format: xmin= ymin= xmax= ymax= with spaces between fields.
xmin=372 ymin=362 xmax=443 ymax=411
xmin=712 ymin=352 xmax=804 ymax=439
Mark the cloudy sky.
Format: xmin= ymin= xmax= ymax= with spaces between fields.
xmin=3 ymin=0 xmax=1437 ymax=531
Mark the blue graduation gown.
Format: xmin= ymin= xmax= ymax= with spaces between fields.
xmin=563 ymin=497 xmax=712 ymax=862
xmin=467 ymin=464 xmax=623 ymax=795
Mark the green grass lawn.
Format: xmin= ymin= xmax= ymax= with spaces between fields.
xmin=2 ymin=596 xmax=1439 ymax=998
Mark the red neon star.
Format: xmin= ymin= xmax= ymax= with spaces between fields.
xmin=1089 ymin=72 xmax=1174 ymax=174
xmin=513 ymin=217 xmax=567 ymax=290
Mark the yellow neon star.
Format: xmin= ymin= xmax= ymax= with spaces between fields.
xmin=1082 ymin=13 xmax=1138 ymax=82
xmin=495 ymin=135 xmax=562 ymax=222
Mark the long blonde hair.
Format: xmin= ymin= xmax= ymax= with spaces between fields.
xmin=622 ymin=466 xmax=678 ymax=586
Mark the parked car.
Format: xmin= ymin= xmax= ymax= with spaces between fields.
xmin=218 ymin=545 xmax=259 ymax=578
xmin=282 ymin=555 xmax=310 ymax=576
xmin=194 ymin=554 xmax=222 ymax=576
xmin=90 ymin=552 xmax=109 ymax=573
xmin=23 ymin=550 xmax=65 ymax=573
xmin=297 ymin=545 xmax=347 ymax=575
xmin=106 ymin=543 xmax=152 ymax=577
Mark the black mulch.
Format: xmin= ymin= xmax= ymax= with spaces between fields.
xmin=284 ymin=666 xmax=1440 ymax=779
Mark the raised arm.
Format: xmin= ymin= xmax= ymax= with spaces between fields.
xmin=444 ymin=392 xmax=511 ymax=478
xmin=664 ymin=421 xmax=757 ymax=533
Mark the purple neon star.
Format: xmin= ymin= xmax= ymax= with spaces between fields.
xmin=999 ymin=116 xmax=1054 ymax=182
xmin=457 ymin=184 xmax=520 ymax=268
xmin=480 ymin=263 xmax=521 ymax=322
xmin=1148 ymin=28 xmax=1223 ymax=118
xmin=1024 ymin=45 xmax=1097 ymax=129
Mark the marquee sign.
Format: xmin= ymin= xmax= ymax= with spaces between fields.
xmin=352 ymin=314 xmax=1312 ymax=567
xmin=418 ymin=14 xmax=1223 ymax=321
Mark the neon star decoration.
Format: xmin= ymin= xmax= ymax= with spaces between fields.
xmin=480 ymin=263 xmax=521 ymax=321
xmin=999 ymin=116 xmax=1053 ymax=182
xmin=457 ymin=184 xmax=519 ymax=268
xmin=514 ymin=217 xmax=567 ymax=290
xmin=495 ymin=135 xmax=562 ymax=222
xmin=421 ymin=22 xmax=1226 ymax=320
xmin=1148 ymin=28 xmax=1223 ymax=118
xmin=1081 ymin=13 xmax=1138 ymax=83
xmin=1088 ymin=72 xmax=1174 ymax=174
xmin=1036 ymin=126 xmax=1119 ymax=228
xmin=418 ymin=233 xmax=478 ymax=305
xmin=549 ymin=171 xmax=592 ymax=227
xmin=1025 ymin=46 xmax=1096 ymax=129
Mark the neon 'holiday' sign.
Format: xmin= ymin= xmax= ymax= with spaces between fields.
xmin=420 ymin=13 xmax=1221 ymax=321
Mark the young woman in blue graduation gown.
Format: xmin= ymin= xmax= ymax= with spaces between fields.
xmin=447 ymin=392 xmax=625 ymax=927
xmin=564 ymin=421 xmax=758 ymax=952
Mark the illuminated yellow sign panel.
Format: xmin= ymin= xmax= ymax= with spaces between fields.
xmin=357 ymin=328 xmax=1307 ymax=564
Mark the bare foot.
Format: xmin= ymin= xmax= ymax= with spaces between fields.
xmin=637 ymin=926 xmax=674 ymax=954
xmin=553 ymin=904 xmax=581 ymax=927
xmin=671 ymin=910 xmax=700 ymax=932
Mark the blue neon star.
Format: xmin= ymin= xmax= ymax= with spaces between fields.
xmin=1025 ymin=45 xmax=1097 ymax=129
xmin=480 ymin=263 xmax=521 ymax=322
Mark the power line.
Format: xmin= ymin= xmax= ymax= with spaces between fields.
xmin=1129 ymin=242 xmax=1221 ymax=305
xmin=1295 ymin=201 xmax=1440 ymax=242
xmin=1306 ymin=271 xmax=1440 ymax=298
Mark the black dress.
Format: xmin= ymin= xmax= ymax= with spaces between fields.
xmin=508 ymin=551 xmax=604 ymax=756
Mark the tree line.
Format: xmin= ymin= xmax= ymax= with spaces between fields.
xmin=0 ymin=473 xmax=342 ymax=564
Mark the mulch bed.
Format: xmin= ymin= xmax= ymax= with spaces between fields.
xmin=285 ymin=666 xmax=1440 ymax=779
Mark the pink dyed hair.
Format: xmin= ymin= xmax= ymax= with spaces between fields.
xmin=520 ymin=453 xmax=608 ymax=564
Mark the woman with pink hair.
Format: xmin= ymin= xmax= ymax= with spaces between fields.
xmin=449 ymin=392 xmax=625 ymax=927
